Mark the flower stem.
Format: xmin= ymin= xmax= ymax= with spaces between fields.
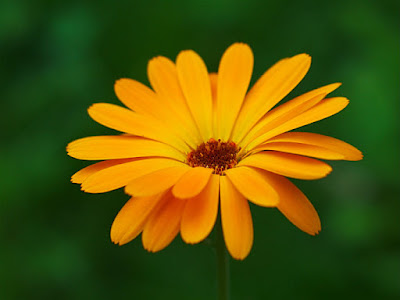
xmin=215 ymin=213 xmax=230 ymax=300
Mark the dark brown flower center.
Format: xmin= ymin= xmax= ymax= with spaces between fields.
xmin=187 ymin=138 xmax=239 ymax=175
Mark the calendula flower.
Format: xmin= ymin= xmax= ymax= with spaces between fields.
xmin=67 ymin=43 xmax=362 ymax=260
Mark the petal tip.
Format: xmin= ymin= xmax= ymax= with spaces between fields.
xmin=114 ymin=78 xmax=123 ymax=86
xmin=295 ymin=53 xmax=312 ymax=62
xmin=230 ymin=249 xmax=251 ymax=261
xmin=230 ymin=42 xmax=251 ymax=48
xmin=181 ymin=235 xmax=200 ymax=245
xmin=224 ymin=43 xmax=253 ymax=56
xmin=348 ymin=149 xmax=364 ymax=161
xmin=311 ymin=227 xmax=321 ymax=236
xmin=334 ymin=82 xmax=342 ymax=88
xmin=70 ymin=175 xmax=79 ymax=184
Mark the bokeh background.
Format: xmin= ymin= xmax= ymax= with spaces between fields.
xmin=1 ymin=0 xmax=399 ymax=299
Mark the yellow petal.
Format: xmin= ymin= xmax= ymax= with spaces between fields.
xmin=239 ymin=83 xmax=341 ymax=149
xmin=67 ymin=136 xmax=185 ymax=161
xmin=81 ymin=158 xmax=186 ymax=193
xmin=88 ymin=103 xmax=189 ymax=153
xmin=176 ymin=50 xmax=213 ymax=141
xmin=209 ymin=73 xmax=218 ymax=132
xmin=172 ymin=167 xmax=213 ymax=199
xmin=71 ymin=158 xmax=136 ymax=184
xmin=225 ymin=167 xmax=279 ymax=207
xmin=115 ymin=77 xmax=202 ymax=151
xmin=246 ymin=97 xmax=349 ymax=150
xmin=238 ymin=152 xmax=332 ymax=180
xmin=147 ymin=56 xmax=202 ymax=145
xmin=125 ymin=165 xmax=191 ymax=197
xmin=262 ymin=132 xmax=363 ymax=161
xmin=240 ymin=93 xmax=325 ymax=150
xmin=114 ymin=78 xmax=160 ymax=117
xmin=111 ymin=194 xmax=163 ymax=245
xmin=216 ymin=43 xmax=253 ymax=141
xmin=142 ymin=191 xmax=186 ymax=252
xmin=220 ymin=176 xmax=253 ymax=260
xmin=209 ymin=73 xmax=218 ymax=102
xmin=253 ymin=142 xmax=345 ymax=160
xmin=232 ymin=54 xmax=311 ymax=143
xmin=259 ymin=171 xmax=321 ymax=235
xmin=181 ymin=174 xmax=219 ymax=244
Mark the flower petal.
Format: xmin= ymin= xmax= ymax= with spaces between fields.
xmin=259 ymin=171 xmax=321 ymax=235
xmin=181 ymin=174 xmax=219 ymax=244
xmin=88 ymin=103 xmax=189 ymax=153
xmin=209 ymin=73 xmax=218 ymax=102
xmin=239 ymin=93 xmax=325 ymax=150
xmin=239 ymin=83 xmax=341 ymax=149
xmin=125 ymin=165 xmax=191 ymax=197
xmin=232 ymin=54 xmax=311 ymax=143
xmin=71 ymin=158 xmax=136 ymax=184
xmin=147 ymin=56 xmax=202 ymax=145
xmin=114 ymin=78 xmax=160 ymax=117
xmin=142 ymin=191 xmax=186 ymax=252
xmin=67 ymin=136 xmax=185 ymax=161
xmin=110 ymin=193 xmax=163 ymax=245
xmin=209 ymin=73 xmax=218 ymax=131
xmin=176 ymin=50 xmax=213 ymax=141
xmin=172 ymin=167 xmax=213 ymax=199
xmin=253 ymin=142 xmax=345 ymax=160
xmin=246 ymin=97 xmax=349 ymax=150
xmin=225 ymin=167 xmax=279 ymax=207
xmin=81 ymin=158 xmax=186 ymax=193
xmin=238 ymin=151 xmax=332 ymax=180
xmin=220 ymin=176 xmax=253 ymax=260
xmin=216 ymin=43 xmax=253 ymax=141
xmin=261 ymin=132 xmax=363 ymax=161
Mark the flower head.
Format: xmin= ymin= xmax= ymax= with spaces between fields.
xmin=67 ymin=43 xmax=362 ymax=260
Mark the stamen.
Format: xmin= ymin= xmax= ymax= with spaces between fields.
xmin=187 ymin=138 xmax=240 ymax=175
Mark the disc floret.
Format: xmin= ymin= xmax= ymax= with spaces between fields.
xmin=187 ymin=138 xmax=240 ymax=175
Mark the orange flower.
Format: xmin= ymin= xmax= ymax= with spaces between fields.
xmin=67 ymin=43 xmax=362 ymax=260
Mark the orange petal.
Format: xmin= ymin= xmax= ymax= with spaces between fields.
xmin=216 ymin=43 xmax=253 ymax=141
xmin=114 ymin=78 xmax=159 ymax=117
xmin=88 ymin=103 xmax=189 ymax=153
xmin=239 ymin=93 xmax=325 ymax=152
xmin=67 ymin=136 xmax=185 ymax=161
xmin=259 ymin=171 xmax=321 ymax=235
xmin=114 ymin=78 xmax=197 ymax=146
xmin=147 ymin=56 xmax=202 ymax=145
xmin=71 ymin=158 xmax=136 ymax=184
xmin=246 ymin=97 xmax=349 ymax=150
xmin=220 ymin=176 xmax=253 ymax=260
xmin=240 ymin=83 xmax=341 ymax=147
xmin=239 ymin=83 xmax=342 ymax=151
xmin=172 ymin=167 xmax=213 ymax=199
xmin=209 ymin=73 xmax=218 ymax=103
xmin=181 ymin=174 xmax=220 ymax=244
xmin=81 ymin=158 xmax=186 ymax=193
xmin=142 ymin=191 xmax=186 ymax=252
xmin=110 ymin=193 xmax=163 ymax=245
xmin=125 ymin=165 xmax=191 ymax=197
xmin=209 ymin=73 xmax=218 ymax=132
xmin=225 ymin=167 xmax=279 ymax=207
xmin=232 ymin=54 xmax=311 ymax=143
xmin=176 ymin=50 xmax=213 ymax=141
xmin=253 ymin=142 xmax=345 ymax=160
xmin=238 ymin=152 xmax=332 ymax=180
xmin=261 ymin=132 xmax=363 ymax=161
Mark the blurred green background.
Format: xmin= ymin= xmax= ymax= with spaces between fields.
xmin=1 ymin=0 xmax=399 ymax=299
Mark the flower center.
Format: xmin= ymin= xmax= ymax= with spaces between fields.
xmin=187 ymin=138 xmax=239 ymax=175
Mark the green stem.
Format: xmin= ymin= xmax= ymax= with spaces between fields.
xmin=215 ymin=213 xmax=230 ymax=300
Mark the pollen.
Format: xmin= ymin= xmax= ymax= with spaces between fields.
xmin=187 ymin=138 xmax=240 ymax=175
